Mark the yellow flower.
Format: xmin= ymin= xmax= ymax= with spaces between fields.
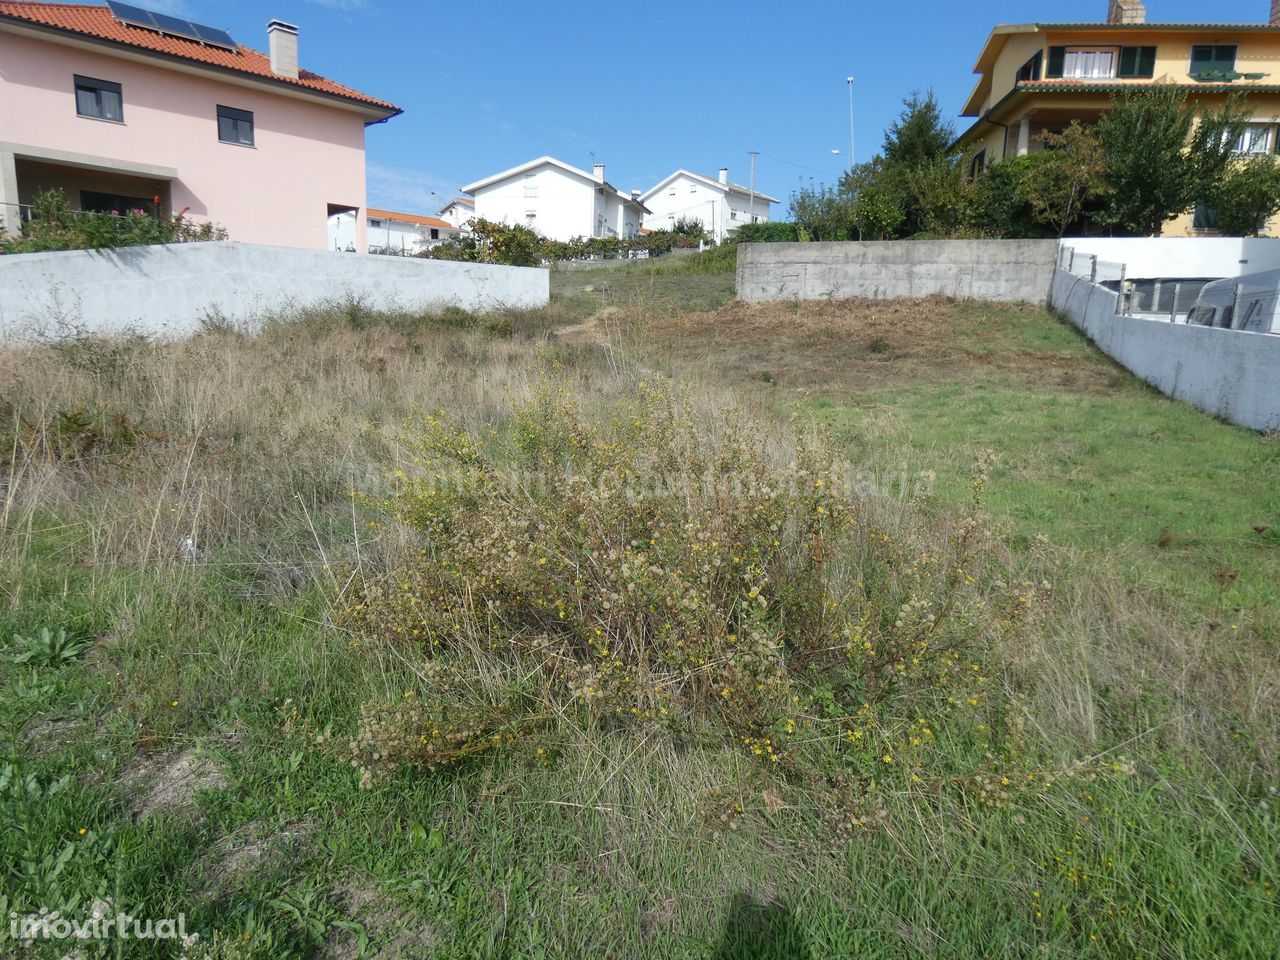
xmin=78 ymin=828 xmax=88 ymax=836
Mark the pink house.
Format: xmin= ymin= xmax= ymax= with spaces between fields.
xmin=0 ymin=1 xmax=400 ymax=252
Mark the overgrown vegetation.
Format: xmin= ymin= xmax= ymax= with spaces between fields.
xmin=0 ymin=188 xmax=228 ymax=254
xmin=1 ymin=277 xmax=1277 ymax=957
xmin=422 ymin=216 xmax=710 ymax=267
xmin=784 ymin=87 xmax=1276 ymax=240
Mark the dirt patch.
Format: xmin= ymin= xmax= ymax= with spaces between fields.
xmin=23 ymin=717 xmax=84 ymax=756
xmin=318 ymin=877 xmax=434 ymax=959
xmin=554 ymin=305 xmax=632 ymax=344
xmin=647 ymin=296 xmax=1117 ymax=396
xmin=201 ymin=819 xmax=316 ymax=899
xmin=82 ymin=632 xmax=118 ymax=667
xmin=125 ymin=746 xmax=228 ymax=820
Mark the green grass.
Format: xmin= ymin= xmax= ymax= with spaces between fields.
xmin=1 ymin=288 xmax=1278 ymax=959
xmin=796 ymin=319 xmax=1280 ymax=632
xmin=550 ymin=249 xmax=737 ymax=320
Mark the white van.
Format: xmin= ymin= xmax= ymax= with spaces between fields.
xmin=1188 ymin=269 xmax=1280 ymax=334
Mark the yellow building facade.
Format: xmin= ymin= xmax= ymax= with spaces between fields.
xmin=955 ymin=0 xmax=1280 ymax=235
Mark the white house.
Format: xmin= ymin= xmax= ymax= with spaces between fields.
xmin=640 ymin=168 xmax=777 ymax=243
xmin=461 ymin=156 xmax=648 ymax=242
xmin=366 ymin=208 xmax=459 ymax=255
xmin=437 ymin=196 xmax=474 ymax=229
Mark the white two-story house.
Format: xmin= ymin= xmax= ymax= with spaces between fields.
xmin=640 ymin=168 xmax=776 ymax=243
xmin=437 ymin=196 xmax=473 ymax=229
xmin=461 ymin=156 xmax=648 ymax=242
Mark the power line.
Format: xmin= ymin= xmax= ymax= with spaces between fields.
xmin=756 ymin=151 xmax=838 ymax=177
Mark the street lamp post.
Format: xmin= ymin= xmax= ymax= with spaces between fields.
xmin=846 ymin=76 xmax=856 ymax=171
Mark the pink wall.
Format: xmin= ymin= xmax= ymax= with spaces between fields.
xmin=0 ymin=30 xmax=370 ymax=251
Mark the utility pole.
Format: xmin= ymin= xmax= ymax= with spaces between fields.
xmin=847 ymin=77 xmax=856 ymax=170
xmin=748 ymin=150 xmax=758 ymax=226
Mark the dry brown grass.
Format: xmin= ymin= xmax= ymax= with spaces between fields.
xmin=0 ymin=320 xmax=604 ymax=567
xmin=635 ymin=296 xmax=1120 ymax=396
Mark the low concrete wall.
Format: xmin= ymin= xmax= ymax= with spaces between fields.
xmin=736 ymin=239 xmax=1058 ymax=304
xmin=1050 ymin=268 xmax=1280 ymax=431
xmin=0 ymin=242 xmax=549 ymax=340
xmin=1062 ymin=237 xmax=1280 ymax=280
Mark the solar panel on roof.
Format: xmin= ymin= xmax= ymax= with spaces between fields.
xmin=150 ymin=11 xmax=198 ymax=38
xmin=193 ymin=24 xmax=237 ymax=49
xmin=105 ymin=1 xmax=156 ymax=27
xmin=105 ymin=0 xmax=238 ymax=52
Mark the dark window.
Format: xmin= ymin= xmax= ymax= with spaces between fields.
xmin=1192 ymin=202 xmax=1220 ymax=231
xmin=217 ymin=105 xmax=255 ymax=146
xmin=1117 ymin=46 xmax=1157 ymax=78
xmin=74 ymin=75 xmax=123 ymax=122
xmin=1046 ymin=46 xmax=1066 ymax=78
xmin=369 ymin=218 xmax=384 ymax=229
xmin=1017 ymin=51 xmax=1043 ymax=82
xmin=970 ymin=149 xmax=987 ymax=179
xmin=1190 ymin=44 xmax=1237 ymax=79
xmin=80 ymin=191 xmax=155 ymax=216
xmin=430 ymin=228 xmax=439 ymax=240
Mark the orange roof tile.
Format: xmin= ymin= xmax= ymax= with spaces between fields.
xmin=0 ymin=1 xmax=399 ymax=114
xmin=367 ymin=208 xmax=454 ymax=230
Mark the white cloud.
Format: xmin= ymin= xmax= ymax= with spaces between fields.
xmin=366 ymin=162 xmax=458 ymax=213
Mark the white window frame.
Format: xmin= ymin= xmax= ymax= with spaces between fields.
xmin=523 ymin=174 xmax=537 ymax=198
xmin=1233 ymin=123 xmax=1274 ymax=155
xmin=1062 ymin=47 xmax=1119 ymax=79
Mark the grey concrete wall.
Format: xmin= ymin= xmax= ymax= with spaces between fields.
xmin=736 ymin=240 xmax=1059 ymax=304
xmin=1050 ymin=268 xmax=1280 ymax=432
xmin=0 ymin=241 xmax=549 ymax=341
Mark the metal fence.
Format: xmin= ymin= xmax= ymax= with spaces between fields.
xmin=1058 ymin=245 xmax=1126 ymax=285
xmin=1062 ymin=245 xmax=1227 ymax=322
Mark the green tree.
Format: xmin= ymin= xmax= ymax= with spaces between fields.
xmin=968 ymin=156 xmax=1046 ymax=239
xmin=424 ymin=218 xmax=542 ymax=266
xmin=882 ymin=91 xmax=955 ymax=169
xmin=787 ymin=183 xmax=853 ymax=241
xmin=900 ymin=154 xmax=973 ymax=237
xmin=879 ymin=92 xmax=961 ymax=236
xmin=1096 ymin=87 xmax=1249 ymax=235
xmin=1020 ymin=123 xmax=1111 ymax=238
xmin=1207 ymin=156 xmax=1280 ymax=236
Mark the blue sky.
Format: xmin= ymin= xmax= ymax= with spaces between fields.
xmin=155 ymin=0 xmax=1272 ymax=213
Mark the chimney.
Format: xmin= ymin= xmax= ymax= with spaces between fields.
xmin=718 ymin=167 xmax=729 ymax=184
xmin=630 ymin=189 xmax=641 ymax=200
xmin=1107 ymin=0 xmax=1145 ymax=24
xmin=267 ymin=20 xmax=299 ymax=79
xmin=592 ymin=163 xmax=606 ymax=182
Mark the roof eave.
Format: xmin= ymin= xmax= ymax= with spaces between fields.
xmin=0 ymin=13 xmax=400 ymax=119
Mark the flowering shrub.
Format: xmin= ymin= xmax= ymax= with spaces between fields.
xmin=337 ymin=378 xmax=1123 ymax=801
xmin=0 ymin=188 xmax=227 ymax=254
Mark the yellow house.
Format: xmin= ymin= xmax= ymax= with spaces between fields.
xmin=955 ymin=0 xmax=1280 ymax=235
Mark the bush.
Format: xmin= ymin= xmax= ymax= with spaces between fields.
xmin=0 ymin=188 xmax=227 ymax=254
xmin=733 ymin=222 xmax=800 ymax=244
xmin=420 ymin=217 xmax=542 ymax=267
xmin=339 ymin=378 xmax=1081 ymax=796
xmin=1206 ymin=156 xmax=1280 ymax=237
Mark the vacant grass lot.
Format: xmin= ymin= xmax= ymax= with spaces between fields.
xmin=0 ymin=254 xmax=1276 ymax=959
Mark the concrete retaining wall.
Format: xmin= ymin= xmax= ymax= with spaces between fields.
xmin=0 ymin=242 xmax=549 ymax=340
xmin=1050 ymin=268 xmax=1280 ymax=431
xmin=736 ymin=239 xmax=1058 ymax=304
